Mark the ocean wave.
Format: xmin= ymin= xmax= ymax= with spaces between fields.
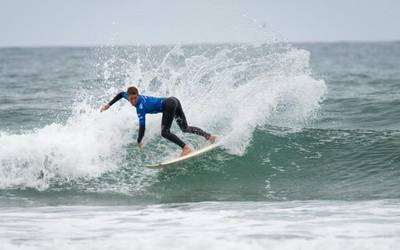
xmin=0 ymin=43 xmax=326 ymax=195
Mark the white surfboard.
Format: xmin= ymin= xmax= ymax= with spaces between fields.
xmin=145 ymin=138 xmax=221 ymax=169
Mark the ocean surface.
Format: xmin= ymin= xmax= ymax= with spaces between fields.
xmin=0 ymin=42 xmax=399 ymax=249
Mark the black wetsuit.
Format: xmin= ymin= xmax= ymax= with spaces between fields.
xmin=161 ymin=97 xmax=210 ymax=148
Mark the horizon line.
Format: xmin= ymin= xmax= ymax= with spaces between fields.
xmin=0 ymin=39 xmax=399 ymax=49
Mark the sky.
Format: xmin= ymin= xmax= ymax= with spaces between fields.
xmin=1 ymin=0 xmax=399 ymax=47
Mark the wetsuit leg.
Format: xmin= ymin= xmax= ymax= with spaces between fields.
xmin=173 ymin=97 xmax=211 ymax=139
xmin=161 ymin=98 xmax=186 ymax=148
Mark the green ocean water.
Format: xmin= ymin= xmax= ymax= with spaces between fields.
xmin=0 ymin=42 xmax=399 ymax=249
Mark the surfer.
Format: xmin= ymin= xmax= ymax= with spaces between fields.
xmin=101 ymin=86 xmax=216 ymax=156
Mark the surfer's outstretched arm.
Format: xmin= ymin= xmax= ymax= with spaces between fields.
xmin=100 ymin=92 xmax=125 ymax=112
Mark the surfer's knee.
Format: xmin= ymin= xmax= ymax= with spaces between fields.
xmin=180 ymin=127 xmax=189 ymax=133
xmin=161 ymin=128 xmax=169 ymax=138
xmin=178 ymin=121 xmax=189 ymax=132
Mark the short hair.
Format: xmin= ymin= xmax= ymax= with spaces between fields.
xmin=127 ymin=86 xmax=139 ymax=96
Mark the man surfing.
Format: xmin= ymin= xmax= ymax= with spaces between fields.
xmin=101 ymin=86 xmax=216 ymax=156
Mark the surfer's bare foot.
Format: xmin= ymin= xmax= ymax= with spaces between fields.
xmin=207 ymin=135 xmax=217 ymax=144
xmin=181 ymin=144 xmax=192 ymax=157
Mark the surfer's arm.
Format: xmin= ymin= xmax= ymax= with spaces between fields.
xmin=100 ymin=92 xmax=125 ymax=112
xmin=137 ymin=112 xmax=146 ymax=144
xmin=108 ymin=92 xmax=125 ymax=106
xmin=137 ymin=125 xmax=145 ymax=144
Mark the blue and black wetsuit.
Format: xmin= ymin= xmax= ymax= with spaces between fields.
xmin=108 ymin=92 xmax=211 ymax=148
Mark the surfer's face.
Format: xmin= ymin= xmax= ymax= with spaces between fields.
xmin=128 ymin=94 xmax=138 ymax=106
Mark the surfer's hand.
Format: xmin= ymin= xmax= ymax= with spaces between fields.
xmin=100 ymin=104 xmax=110 ymax=112
xmin=138 ymin=142 xmax=144 ymax=151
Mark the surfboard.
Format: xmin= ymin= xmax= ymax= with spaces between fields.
xmin=145 ymin=138 xmax=221 ymax=169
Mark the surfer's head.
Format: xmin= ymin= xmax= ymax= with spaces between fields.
xmin=127 ymin=86 xmax=139 ymax=106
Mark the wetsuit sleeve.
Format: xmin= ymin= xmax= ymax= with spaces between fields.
xmin=137 ymin=126 xmax=145 ymax=143
xmin=108 ymin=92 xmax=125 ymax=106
xmin=137 ymin=112 xmax=146 ymax=143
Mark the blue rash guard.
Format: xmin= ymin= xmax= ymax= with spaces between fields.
xmin=122 ymin=92 xmax=164 ymax=127
xmin=108 ymin=91 xmax=164 ymax=143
